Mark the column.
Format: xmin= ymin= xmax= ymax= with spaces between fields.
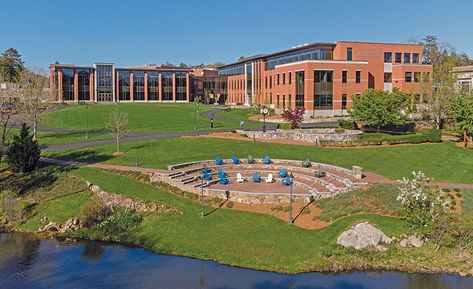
xmin=115 ymin=71 xmax=120 ymax=102
xmin=58 ymin=70 xmax=63 ymax=102
xmin=89 ymin=70 xmax=94 ymax=102
xmin=158 ymin=72 xmax=162 ymax=101
xmin=130 ymin=71 xmax=134 ymax=101
xmin=144 ymin=71 xmax=148 ymax=102
xmin=186 ymin=72 xmax=190 ymax=101
xmin=74 ymin=70 xmax=79 ymax=102
xmin=172 ymin=73 xmax=176 ymax=101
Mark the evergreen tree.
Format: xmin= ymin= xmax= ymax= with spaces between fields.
xmin=6 ymin=123 xmax=41 ymax=172
xmin=0 ymin=48 xmax=24 ymax=83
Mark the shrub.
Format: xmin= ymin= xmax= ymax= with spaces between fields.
xmin=98 ymin=208 xmax=142 ymax=236
xmin=278 ymin=123 xmax=292 ymax=130
xmin=226 ymin=201 xmax=233 ymax=209
xmin=1 ymin=190 xmax=23 ymax=223
xmin=282 ymin=107 xmax=305 ymax=129
xmin=6 ymin=124 xmax=41 ymax=173
xmin=339 ymin=119 xmax=357 ymax=130
xmin=80 ymin=199 xmax=111 ymax=227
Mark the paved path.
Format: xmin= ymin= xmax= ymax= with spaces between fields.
xmin=364 ymin=171 xmax=473 ymax=189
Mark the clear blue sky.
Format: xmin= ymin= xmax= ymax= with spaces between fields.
xmin=1 ymin=0 xmax=472 ymax=70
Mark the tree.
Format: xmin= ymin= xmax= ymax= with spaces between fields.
xmin=282 ymin=107 xmax=305 ymax=129
xmin=349 ymin=89 xmax=411 ymax=131
xmin=17 ymin=69 xmax=52 ymax=139
xmin=0 ymin=86 xmax=16 ymax=162
xmin=0 ymin=48 xmax=24 ymax=83
xmin=450 ymin=94 xmax=473 ymax=148
xmin=106 ymin=107 xmax=128 ymax=154
xmin=6 ymin=123 xmax=41 ymax=173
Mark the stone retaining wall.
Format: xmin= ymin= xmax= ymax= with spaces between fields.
xmin=237 ymin=129 xmax=362 ymax=145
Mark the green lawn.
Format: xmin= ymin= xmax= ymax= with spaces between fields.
xmin=42 ymin=103 xmax=246 ymax=133
xmin=71 ymin=167 xmax=406 ymax=272
xmin=45 ymin=137 xmax=473 ymax=183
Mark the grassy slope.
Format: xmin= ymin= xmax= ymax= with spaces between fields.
xmin=71 ymin=167 xmax=406 ymax=272
xmin=46 ymin=137 xmax=473 ymax=183
xmin=42 ymin=103 xmax=245 ymax=133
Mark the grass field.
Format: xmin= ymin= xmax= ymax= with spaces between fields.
xmin=45 ymin=137 xmax=473 ymax=183
xmin=42 ymin=103 xmax=249 ymax=133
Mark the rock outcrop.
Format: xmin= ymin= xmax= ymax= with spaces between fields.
xmin=337 ymin=222 xmax=393 ymax=250
xmin=399 ymin=235 xmax=424 ymax=248
xmin=39 ymin=217 xmax=82 ymax=233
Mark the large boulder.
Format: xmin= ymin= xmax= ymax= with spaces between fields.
xmin=337 ymin=222 xmax=392 ymax=250
xmin=399 ymin=235 xmax=424 ymax=248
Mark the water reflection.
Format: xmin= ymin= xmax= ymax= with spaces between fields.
xmin=1 ymin=233 xmax=472 ymax=289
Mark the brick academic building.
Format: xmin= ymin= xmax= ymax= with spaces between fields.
xmin=50 ymin=41 xmax=433 ymax=117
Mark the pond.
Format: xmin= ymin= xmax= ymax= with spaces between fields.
xmin=1 ymin=233 xmax=472 ymax=289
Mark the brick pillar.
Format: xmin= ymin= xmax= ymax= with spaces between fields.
xmin=74 ymin=70 xmax=79 ymax=102
xmin=116 ymin=71 xmax=120 ymax=102
xmin=172 ymin=73 xmax=176 ymax=101
xmin=130 ymin=71 xmax=134 ymax=101
xmin=49 ymin=67 xmax=55 ymax=100
xmin=144 ymin=71 xmax=148 ymax=102
xmin=158 ymin=72 xmax=162 ymax=101
xmin=89 ymin=70 xmax=94 ymax=102
xmin=58 ymin=70 xmax=63 ymax=102
xmin=186 ymin=72 xmax=190 ymax=101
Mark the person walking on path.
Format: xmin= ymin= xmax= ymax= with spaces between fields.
xmin=240 ymin=120 xmax=245 ymax=130
xmin=210 ymin=118 xmax=214 ymax=129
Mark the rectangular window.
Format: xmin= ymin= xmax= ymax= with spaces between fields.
xmin=342 ymin=94 xmax=347 ymax=110
xmin=277 ymin=94 xmax=280 ymax=108
xmin=288 ymin=94 xmax=292 ymax=109
xmin=342 ymin=70 xmax=347 ymax=83
xmin=414 ymin=72 xmax=421 ymax=82
xmin=277 ymin=74 xmax=280 ymax=85
xmin=422 ymin=72 xmax=430 ymax=82
xmin=265 ymin=77 xmax=268 ymax=89
xmin=269 ymin=76 xmax=272 ymax=88
xmin=414 ymin=94 xmax=421 ymax=103
xmin=295 ymin=71 xmax=304 ymax=108
xmin=395 ymin=53 xmax=402 ymax=63
xmin=384 ymin=52 xmax=392 ymax=63
xmin=270 ymin=93 xmax=272 ymax=104
xmin=405 ymin=72 xmax=412 ymax=82
xmin=404 ymin=53 xmax=411 ymax=63
xmin=356 ymin=71 xmax=361 ymax=83
xmin=282 ymin=73 xmax=285 ymax=85
xmin=314 ymin=70 xmax=333 ymax=110
xmin=384 ymin=73 xmax=392 ymax=83
xmin=423 ymin=94 xmax=429 ymax=103
xmin=413 ymin=53 xmax=419 ymax=63
xmin=282 ymin=94 xmax=286 ymax=109
xmin=289 ymin=72 xmax=292 ymax=84
xmin=133 ymin=71 xmax=145 ymax=101
xmin=347 ymin=47 xmax=353 ymax=61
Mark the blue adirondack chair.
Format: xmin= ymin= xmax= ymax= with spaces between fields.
xmin=232 ymin=155 xmax=240 ymax=164
xmin=282 ymin=176 xmax=292 ymax=186
xmin=217 ymin=168 xmax=227 ymax=178
xmin=215 ymin=156 xmax=224 ymax=165
xmin=219 ymin=177 xmax=229 ymax=185
xmin=253 ymin=172 xmax=261 ymax=182
xmin=263 ymin=155 xmax=270 ymax=164
xmin=202 ymin=172 xmax=212 ymax=181
xmin=278 ymin=168 xmax=287 ymax=178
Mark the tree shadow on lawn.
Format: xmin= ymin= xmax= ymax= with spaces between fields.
xmin=0 ymin=166 xmax=58 ymax=196
xmin=47 ymin=150 xmax=115 ymax=164
xmin=292 ymin=199 xmax=314 ymax=223
xmin=204 ymin=198 xmax=228 ymax=217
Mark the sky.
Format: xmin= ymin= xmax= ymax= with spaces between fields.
xmin=1 ymin=0 xmax=473 ymax=70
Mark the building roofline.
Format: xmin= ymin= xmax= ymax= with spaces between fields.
xmin=452 ymin=65 xmax=473 ymax=72
xmin=337 ymin=41 xmax=423 ymax=46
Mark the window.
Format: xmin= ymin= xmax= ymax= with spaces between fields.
xmin=413 ymin=53 xmax=419 ymax=63
xmin=342 ymin=94 xmax=347 ymax=110
xmin=356 ymin=71 xmax=361 ymax=83
xmin=133 ymin=71 xmax=145 ymax=101
xmin=282 ymin=73 xmax=285 ymax=85
xmin=175 ymin=72 xmax=187 ymax=101
xmin=270 ymin=93 xmax=272 ymax=104
xmin=414 ymin=72 xmax=421 ymax=82
xmin=277 ymin=94 xmax=280 ymax=108
xmin=269 ymin=76 xmax=272 ymax=88
xmin=404 ymin=53 xmax=411 ymax=63
xmin=314 ymin=70 xmax=333 ymax=110
xmin=384 ymin=52 xmax=392 ymax=63
xmin=384 ymin=73 xmax=392 ymax=83
xmin=422 ymin=72 xmax=430 ymax=82
xmin=148 ymin=71 xmax=159 ymax=100
xmin=289 ymin=72 xmax=292 ymax=84
xmin=61 ymin=68 xmax=75 ymax=101
xmin=342 ymin=70 xmax=347 ymax=83
xmin=295 ymin=71 xmax=304 ymax=108
xmin=414 ymin=94 xmax=421 ymax=103
xmin=423 ymin=94 xmax=429 ymax=103
xmin=118 ymin=70 xmax=131 ymax=101
xmin=162 ymin=72 xmax=173 ymax=101
xmin=288 ymin=94 xmax=292 ymax=109
xmin=405 ymin=72 xmax=412 ymax=82
xmin=347 ymin=47 xmax=352 ymax=61
xmin=395 ymin=53 xmax=402 ymax=63
xmin=77 ymin=69 xmax=90 ymax=101
xmin=265 ymin=77 xmax=268 ymax=89
xmin=282 ymin=95 xmax=286 ymax=109
xmin=277 ymin=74 xmax=280 ymax=85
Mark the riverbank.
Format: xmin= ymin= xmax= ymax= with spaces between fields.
xmin=2 ymin=165 xmax=472 ymax=276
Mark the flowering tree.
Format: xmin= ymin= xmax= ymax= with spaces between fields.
xmin=396 ymin=171 xmax=451 ymax=229
xmin=282 ymin=107 xmax=305 ymax=129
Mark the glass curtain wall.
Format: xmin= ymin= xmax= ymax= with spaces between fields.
xmin=314 ymin=70 xmax=333 ymax=111
xmin=245 ymin=63 xmax=252 ymax=104
xmin=118 ymin=71 xmax=130 ymax=101
xmin=148 ymin=71 xmax=159 ymax=100
xmin=61 ymin=68 xmax=74 ymax=101
xmin=133 ymin=71 xmax=145 ymax=100
xmin=295 ymin=71 xmax=305 ymax=108
xmin=77 ymin=69 xmax=90 ymax=101
xmin=162 ymin=72 xmax=173 ymax=101
xmin=96 ymin=64 xmax=114 ymax=102
xmin=175 ymin=72 xmax=187 ymax=101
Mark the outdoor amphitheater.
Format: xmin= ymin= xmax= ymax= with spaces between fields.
xmin=150 ymin=156 xmax=369 ymax=205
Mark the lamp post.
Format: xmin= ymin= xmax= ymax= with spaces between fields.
xmin=85 ymin=103 xmax=89 ymax=139
xmin=260 ymin=106 xmax=268 ymax=132
xmin=289 ymin=172 xmax=294 ymax=224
